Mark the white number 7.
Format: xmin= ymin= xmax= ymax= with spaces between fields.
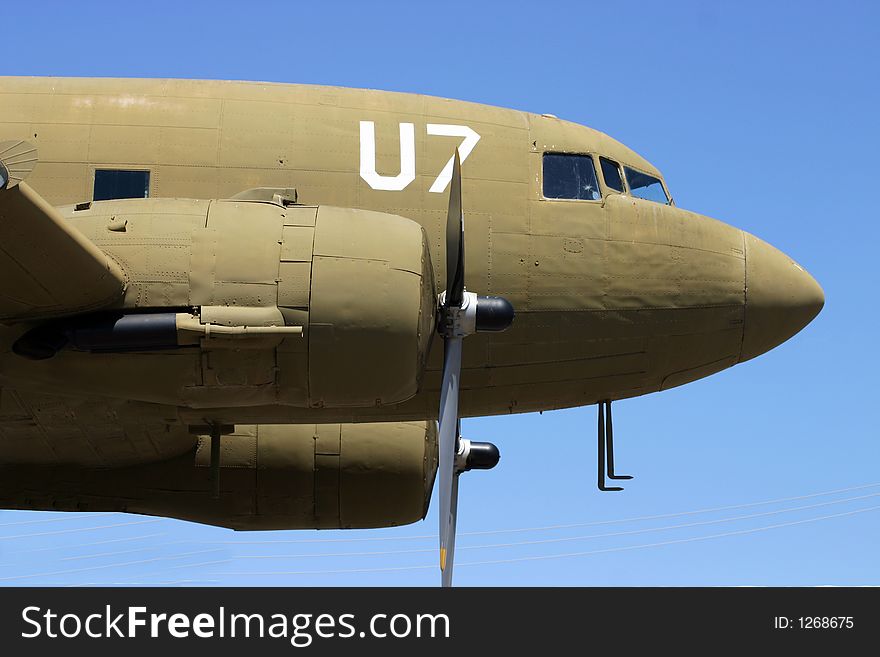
xmin=427 ymin=124 xmax=481 ymax=193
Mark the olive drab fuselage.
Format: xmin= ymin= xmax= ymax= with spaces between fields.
xmin=0 ymin=78 xmax=824 ymax=531
xmin=0 ymin=76 xmax=807 ymax=427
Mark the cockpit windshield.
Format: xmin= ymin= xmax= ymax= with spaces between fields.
xmin=624 ymin=167 xmax=669 ymax=204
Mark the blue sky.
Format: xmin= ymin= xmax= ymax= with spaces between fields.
xmin=1 ymin=0 xmax=878 ymax=586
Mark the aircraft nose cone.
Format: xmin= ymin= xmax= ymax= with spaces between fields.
xmin=740 ymin=232 xmax=824 ymax=362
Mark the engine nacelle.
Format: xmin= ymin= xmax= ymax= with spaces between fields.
xmin=0 ymin=421 xmax=438 ymax=530
xmin=10 ymin=198 xmax=437 ymax=410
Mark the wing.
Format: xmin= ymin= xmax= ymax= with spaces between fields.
xmin=0 ymin=141 xmax=126 ymax=322
xmin=0 ymin=387 xmax=194 ymax=467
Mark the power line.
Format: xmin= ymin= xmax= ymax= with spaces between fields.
xmin=60 ymin=544 xmax=176 ymax=562
xmin=0 ymin=548 xmax=224 ymax=583
xmin=211 ymin=504 xmax=880 ymax=577
xmin=11 ymin=532 xmax=168 ymax=555
xmin=4 ymin=482 xmax=878 ymax=582
xmin=461 ymin=504 xmax=880 ymax=568
xmin=0 ymin=518 xmax=161 ymax=540
xmin=231 ymin=491 xmax=880 ymax=559
xmin=0 ymin=513 xmax=113 ymax=528
xmin=69 ymin=579 xmax=221 ymax=587
xmin=210 ymin=481 xmax=880 ymax=546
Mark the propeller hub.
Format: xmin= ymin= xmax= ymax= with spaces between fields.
xmin=475 ymin=295 xmax=515 ymax=332
xmin=438 ymin=291 xmax=477 ymax=338
xmin=455 ymin=439 xmax=501 ymax=472
xmin=439 ymin=292 xmax=514 ymax=337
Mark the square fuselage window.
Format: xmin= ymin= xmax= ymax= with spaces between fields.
xmin=93 ymin=169 xmax=150 ymax=201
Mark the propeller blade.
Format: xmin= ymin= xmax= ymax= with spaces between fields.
xmin=442 ymin=471 xmax=460 ymax=587
xmin=434 ymin=146 xmax=512 ymax=585
xmin=445 ymin=149 xmax=464 ymax=308
xmin=438 ymin=335 xmax=463 ymax=587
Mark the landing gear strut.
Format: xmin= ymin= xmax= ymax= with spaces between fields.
xmin=209 ymin=424 xmax=222 ymax=499
xmin=597 ymin=400 xmax=632 ymax=491
xmin=188 ymin=423 xmax=234 ymax=499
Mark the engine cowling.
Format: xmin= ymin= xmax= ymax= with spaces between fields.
xmin=0 ymin=421 xmax=438 ymax=530
xmin=191 ymin=421 xmax=439 ymax=529
xmin=298 ymin=205 xmax=437 ymax=407
xmin=10 ymin=199 xmax=437 ymax=410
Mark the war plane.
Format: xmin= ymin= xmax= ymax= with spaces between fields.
xmin=0 ymin=77 xmax=824 ymax=586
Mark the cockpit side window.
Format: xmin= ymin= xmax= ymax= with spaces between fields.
xmin=599 ymin=157 xmax=624 ymax=193
xmin=624 ymin=167 xmax=669 ymax=204
xmin=542 ymin=153 xmax=601 ymax=201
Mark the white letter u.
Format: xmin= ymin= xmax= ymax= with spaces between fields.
xmin=359 ymin=121 xmax=416 ymax=191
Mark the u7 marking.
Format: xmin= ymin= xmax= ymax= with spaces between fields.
xmin=359 ymin=121 xmax=481 ymax=193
